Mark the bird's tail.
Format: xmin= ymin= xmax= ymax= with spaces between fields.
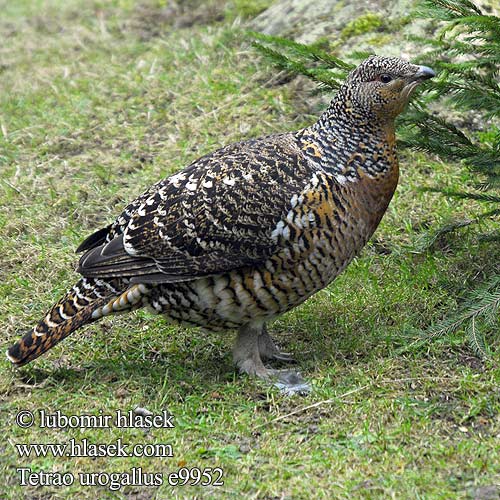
xmin=6 ymin=277 xmax=126 ymax=367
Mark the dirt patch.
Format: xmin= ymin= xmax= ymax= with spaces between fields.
xmin=126 ymin=1 xmax=225 ymax=41
xmin=469 ymin=485 xmax=500 ymax=500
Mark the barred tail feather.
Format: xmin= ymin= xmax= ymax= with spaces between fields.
xmin=6 ymin=278 xmax=122 ymax=367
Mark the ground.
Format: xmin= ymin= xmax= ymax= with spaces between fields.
xmin=0 ymin=1 xmax=499 ymax=499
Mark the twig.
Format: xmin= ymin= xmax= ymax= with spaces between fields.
xmin=255 ymin=385 xmax=369 ymax=429
xmin=1 ymin=179 xmax=26 ymax=198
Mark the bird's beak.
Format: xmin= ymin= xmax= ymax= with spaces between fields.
xmin=413 ymin=65 xmax=436 ymax=81
xmin=402 ymin=65 xmax=435 ymax=99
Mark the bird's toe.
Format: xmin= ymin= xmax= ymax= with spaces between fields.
xmin=269 ymin=351 xmax=296 ymax=363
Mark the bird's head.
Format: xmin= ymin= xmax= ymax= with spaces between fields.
xmin=341 ymin=55 xmax=435 ymax=122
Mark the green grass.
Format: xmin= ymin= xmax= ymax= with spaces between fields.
xmin=1 ymin=1 xmax=499 ymax=499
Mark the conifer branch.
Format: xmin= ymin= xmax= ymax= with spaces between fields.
xmin=423 ymin=276 xmax=500 ymax=358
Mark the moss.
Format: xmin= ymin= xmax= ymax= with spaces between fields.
xmin=477 ymin=125 xmax=500 ymax=147
xmin=341 ymin=12 xmax=385 ymax=39
xmin=367 ymin=34 xmax=393 ymax=47
xmin=226 ymin=0 xmax=274 ymax=19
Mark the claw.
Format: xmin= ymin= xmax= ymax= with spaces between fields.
xmin=270 ymin=352 xmax=296 ymax=363
xmin=258 ymin=326 xmax=295 ymax=363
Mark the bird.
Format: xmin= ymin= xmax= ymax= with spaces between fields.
xmin=7 ymin=55 xmax=435 ymax=393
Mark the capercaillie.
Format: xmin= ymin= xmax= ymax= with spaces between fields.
xmin=7 ymin=56 xmax=435 ymax=393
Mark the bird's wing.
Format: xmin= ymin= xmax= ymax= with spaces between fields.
xmin=77 ymin=134 xmax=316 ymax=283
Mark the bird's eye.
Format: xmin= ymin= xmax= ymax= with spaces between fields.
xmin=380 ymin=74 xmax=392 ymax=83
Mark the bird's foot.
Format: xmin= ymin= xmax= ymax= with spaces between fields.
xmin=234 ymin=322 xmax=309 ymax=395
xmin=258 ymin=327 xmax=296 ymax=364
xmin=235 ymin=356 xmax=270 ymax=380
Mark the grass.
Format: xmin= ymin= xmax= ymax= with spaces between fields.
xmin=1 ymin=0 xmax=499 ymax=499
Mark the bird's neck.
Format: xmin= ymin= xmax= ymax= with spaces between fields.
xmin=299 ymin=93 xmax=398 ymax=182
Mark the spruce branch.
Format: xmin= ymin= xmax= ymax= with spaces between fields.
xmin=423 ymin=276 xmax=500 ymax=358
xmin=412 ymin=208 xmax=500 ymax=252
xmin=420 ymin=189 xmax=500 ymax=204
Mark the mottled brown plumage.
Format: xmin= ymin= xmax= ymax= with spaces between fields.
xmin=7 ymin=56 xmax=435 ymax=393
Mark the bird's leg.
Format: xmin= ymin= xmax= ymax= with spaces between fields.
xmin=233 ymin=322 xmax=310 ymax=395
xmin=258 ymin=325 xmax=295 ymax=363
xmin=232 ymin=322 xmax=270 ymax=379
